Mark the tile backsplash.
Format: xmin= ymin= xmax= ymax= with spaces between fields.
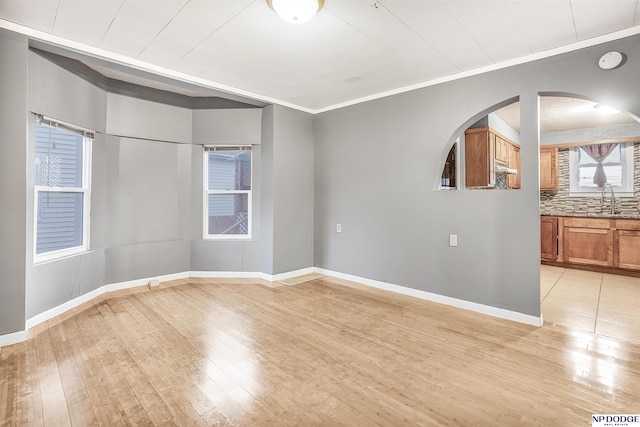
xmin=540 ymin=143 xmax=640 ymax=218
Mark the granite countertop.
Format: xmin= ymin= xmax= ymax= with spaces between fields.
xmin=541 ymin=212 xmax=640 ymax=219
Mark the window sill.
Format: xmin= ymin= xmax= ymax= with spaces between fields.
xmin=33 ymin=246 xmax=89 ymax=265
xmin=204 ymin=236 xmax=252 ymax=241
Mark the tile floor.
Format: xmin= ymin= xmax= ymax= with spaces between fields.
xmin=541 ymin=265 xmax=640 ymax=344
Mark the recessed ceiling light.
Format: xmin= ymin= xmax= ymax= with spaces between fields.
xmin=598 ymin=51 xmax=624 ymax=70
xmin=593 ymin=104 xmax=619 ymax=115
xmin=266 ymin=0 xmax=324 ymax=24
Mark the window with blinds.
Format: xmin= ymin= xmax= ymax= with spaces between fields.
xmin=34 ymin=117 xmax=92 ymax=262
xmin=204 ymin=146 xmax=252 ymax=238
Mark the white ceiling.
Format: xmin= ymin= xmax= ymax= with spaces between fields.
xmin=1 ymin=0 xmax=640 ymax=113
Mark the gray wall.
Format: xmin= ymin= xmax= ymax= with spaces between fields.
xmin=271 ymin=106 xmax=315 ymax=274
xmin=106 ymin=92 xmax=192 ymax=143
xmin=192 ymin=109 xmax=262 ymax=145
xmin=190 ymin=107 xmax=264 ymax=273
xmin=260 ymin=106 xmax=276 ymax=275
xmin=101 ymin=134 xmax=192 ymax=285
xmin=29 ymin=50 xmax=107 ymax=133
xmin=0 ymin=30 xmax=28 ymax=335
xmin=257 ymin=105 xmax=315 ymax=275
xmin=26 ymin=50 xmax=108 ymax=318
xmin=314 ymin=34 xmax=640 ymax=317
xmin=23 ymin=47 xmax=271 ymax=321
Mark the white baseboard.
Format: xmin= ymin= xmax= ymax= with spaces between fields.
xmin=25 ymin=271 xmax=191 ymax=332
xmin=189 ymin=267 xmax=316 ymax=282
xmin=0 ymin=330 xmax=28 ymax=348
xmin=26 ymin=286 xmax=105 ymax=330
xmin=190 ymin=271 xmax=262 ymax=279
xmin=3 ymin=265 xmax=542 ymax=349
xmin=103 ymin=272 xmax=190 ymax=293
xmin=314 ymin=268 xmax=543 ymax=327
xmin=263 ymin=267 xmax=316 ymax=282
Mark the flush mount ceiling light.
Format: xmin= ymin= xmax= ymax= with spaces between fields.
xmin=598 ymin=51 xmax=624 ymax=70
xmin=594 ymin=104 xmax=620 ymax=115
xmin=266 ymin=0 xmax=324 ymax=24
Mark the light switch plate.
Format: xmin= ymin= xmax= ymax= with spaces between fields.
xmin=449 ymin=234 xmax=458 ymax=247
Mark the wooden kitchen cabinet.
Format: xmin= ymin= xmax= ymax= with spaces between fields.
xmin=542 ymin=216 xmax=640 ymax=275
xmin=540 ymin=147 xmax=558 ymax=190
xmin=508 ymin=144 xmax=520 ymax=189
xmin=495 ymin=136 xmax=509 ymax=163
xmin=541 ymin=216 xmax=558 ymax=261
xmin=465 ymin=128 xmax=495 ymax=187
xmin=563 ymin=218 xmax=613 ymax=267
xmin=465 ymin=127 xmax=520 ymax=188
xmin=614 ymin=220 xmax=640 ymax=271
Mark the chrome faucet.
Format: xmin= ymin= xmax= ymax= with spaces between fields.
xmin=600 ymin=183 xmax=617 ymax=215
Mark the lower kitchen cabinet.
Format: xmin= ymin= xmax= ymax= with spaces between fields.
xmin=614 ymin=220 xmax=640 ymax=271
xmin=540 ymin=217 xmax=558 ymax=261
xmin=541 ymin=216 xmax=640 ymax=273
xmin=614 ymin=230 xmax=640 ymax=270
xmin=563 ymin=225 xmax=614 ymax=267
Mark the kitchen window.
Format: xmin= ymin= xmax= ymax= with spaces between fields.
xmin=569 ymin=142 xmax=633 ymax=197
xmin=34 ymin=116 xmax=93 ymax=262
xmin=204 ymin=146 xmax=252 ymax=239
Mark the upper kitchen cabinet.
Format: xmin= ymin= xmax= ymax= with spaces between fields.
xmin=495 ymin=135 xmax=510 ymax=163
xmin=465 ymin=127 xmax=520 ymax=189
xmin=509 ymin=144 xmax=521 ymax=189
xmin=539 ymin=147 xmax=558 ymax=190
xmin=465 ymin=127 xmax=495 ymax=188
xmin=463 ymin=100 xmax=521 ymax=190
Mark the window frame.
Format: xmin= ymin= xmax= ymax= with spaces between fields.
xmin=203 ymin=145 xmax=253 ymax=240
xmin=569 ymin=142 xmax=634 ymax=198
xmin=33 ymin=117 xmax=93 ymax=263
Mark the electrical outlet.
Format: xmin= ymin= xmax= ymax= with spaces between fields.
xmin=336 ymin=224 xmax=342 ymax=233
xmin=449 ymin=234 xmax=458 ymax=247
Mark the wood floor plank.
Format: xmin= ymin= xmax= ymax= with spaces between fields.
xmin=0 ymin=345 xmax=18 ymax=426
xmin=48 ymin=320 xmax=91 ymax=407
xmin=67 ymin=398 xmax=98 ymax=427
xmin=2 ymin=277 xmax=639 ymax=426
xmin=33 ymin=329 xmax=71 ymax=427
xmin=13 ymin=339 xmax=43 ymax=427
xmin=74 ymin=306 xmax=153 ymax=426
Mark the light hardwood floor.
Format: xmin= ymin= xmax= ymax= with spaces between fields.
xmin=2 ymin=275 xmax=639 ymax=426
xmin=541 ymin=265 xmax=640 ymax=344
